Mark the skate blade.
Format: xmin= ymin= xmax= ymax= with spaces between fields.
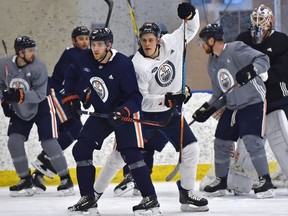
xmin=31 ymin=161 xmax=55 ymax=179
xmin=133 ymin=207 xmax=162 ymax=216
xmin=67 ymin=207 xmax=101 ymax=216
xmin=58 ymin=188 xmax=75 ymax=196
xmin=9 ymin=188 xmax=35 ymax=197
xmin=114 ymin=182 xmax=134 ymax=197
xmin=205 ymin=189 xmax=226 ymax=197
xmin=256 ymin=189 xmax=275 ymax=199
xmin=181 ymin=204 xmax=209 ymax=212
xmin=34 ymin=186 xmax=46 ymax=194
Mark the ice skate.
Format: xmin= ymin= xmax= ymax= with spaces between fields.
xmin=132 ymin=195 xmax=162 ymax=216
xmin=253 ymin=174 xmax=275 ymax=199
xmin=57 ymin=173 xmax=75 ymax=196
xmin=32 ymin=171 xmax=46 ymax=193
xmin=176 ymin=180 xmax=209 ymax=212
xmin=68 ymin=196 xmax=100 ymax=216
xmin=133 ymin=183 xmax=141 ymax=196
xmin=114 ymin=173 xmax=134 ymax=197
xmin=31 ymin=151 xmax=57 ymax=179
xmin=9 ymin=175 xmax=34 ymax=197
xmin=204 ymin=176 xmax=227 ymax=197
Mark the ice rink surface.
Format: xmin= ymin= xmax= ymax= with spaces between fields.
xmin=0 ymin=182 xmax=288 ymax=216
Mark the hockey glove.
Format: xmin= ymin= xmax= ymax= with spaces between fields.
xmin=177 ymin=2 xmax=196 ymax=20
xmin=164 ymin=92 xmax=186 ymax=107
xmin=3 ymin=88 xmax=25 ymax=104
xmin=1 ymin=99 xmax=15 ymax=117
xmin=192 ymin=102 xmax=217 ymax=123
xmin=235 ymin=64 xmax=257 ymax=86
xmin=184 ymin=85 xmax=192 ymax=104
xmin=108 ymin=106 xmax=130 ymax=127
xmin=62 ymin=93 xmax=81 ymax=120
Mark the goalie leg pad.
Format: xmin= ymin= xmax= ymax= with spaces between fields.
xmin=227 ymin=168 xmax=254 ymax=194
xmin=266 ymin=110 xmax=288 ymax=179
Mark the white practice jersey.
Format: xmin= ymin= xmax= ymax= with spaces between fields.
xmin=132 ymin=10 xmax=200 ymax=112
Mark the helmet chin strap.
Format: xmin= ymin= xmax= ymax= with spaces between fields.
xmin=98 ymin=48 xmax=110 ymax=63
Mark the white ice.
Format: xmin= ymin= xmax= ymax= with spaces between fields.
xmin=0 ymin=182 xmax=288 ymax=216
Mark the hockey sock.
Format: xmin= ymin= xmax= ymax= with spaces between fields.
xmin=121 ymin=148 xmax=156 ymax=197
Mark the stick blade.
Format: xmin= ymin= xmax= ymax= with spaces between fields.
xmin=165 ymin=162 xmax=180 ymax=182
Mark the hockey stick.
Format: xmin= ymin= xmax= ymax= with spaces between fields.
xmin=104 ymin=0 xmax=114 ymax=28
xmin=2 ymin=40 xmax=9 ymax=89
xmin=127 ymin=0 xmax=139 ymax=41
xmin=188 ymin=82 xmax=239 ymax=126
xmin=166 ymin=83 xmax=239 ymax=181
xmin=78 ymin=102 xmax=176 ymax=127
xmin=165 ymin=20 xmax=187 ymax=182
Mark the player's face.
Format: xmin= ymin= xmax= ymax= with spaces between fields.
xmin=73 ymin=35 xmax=89 ymax=50
xmin=140 ymin=33 xmax=160 ymax=58
xmin=91 ymin=41 xmax=110 ymax=61
xmin=21 ymin=47 xmax=36 ymax=63
xmin=198 ymin=38 xmax=213 ymax=54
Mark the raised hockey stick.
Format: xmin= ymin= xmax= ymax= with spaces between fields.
xmin=165 ymin=20 xmax=187 ymax=182
xmin=127 ymin=0 xmax=139 ymax=41
xmin=78 ymin=102 xmax=176 ymax=127
xmin=104 ymin=0 xmax=114 ymax=28
xmin=2 ymin=40 xmax=9 ymax=89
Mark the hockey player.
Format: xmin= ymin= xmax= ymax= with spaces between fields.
xmin=193 ymin=23 xmax=274 ymax=199
xmin=93 ymin=2 xmax=209 ymax=213
xmin=64 ymin=27 xmax=161 ymax=215
xmin=235 ymin=4 xmax=288 ymax=185
xmin=31 ymin=26 xmax=90 ymax=194
xmin=0 ymin=36 xmax=72 ymax=197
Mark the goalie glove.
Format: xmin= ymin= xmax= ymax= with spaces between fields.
xmin=235 ymin=64 xmax=257 ymax=86
xmin=3 ymin=88 xmax=25 ymax=104
xmin=192 ymin=102 xmax=217 ymax=123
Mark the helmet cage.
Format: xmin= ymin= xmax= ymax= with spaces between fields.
xmin=250 ymin=4 xmax=274 ymax=31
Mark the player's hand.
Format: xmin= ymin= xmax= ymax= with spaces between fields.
xmin=3 ymin=88 xmax=25 ymax=104
xmin=164 ymin=92 xmax=185 ymax=107
xmin=177 ymin=2 xmax=196 ymax=20
xmin=235 ymin=64 xmax=257 ymax=86
xmin=192 ymin=102 xmax=217 ymax=123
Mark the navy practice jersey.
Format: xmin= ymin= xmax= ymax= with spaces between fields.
xmin=236 ymin=30 xmax=288 ymax=105
xmin=49 ymin=46 xmax=84 ymax=92
xmin=64 ymin=49 xmax=142 ymax=114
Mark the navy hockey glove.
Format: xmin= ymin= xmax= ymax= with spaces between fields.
xmin=1 ymin=100 xmax=15 ymax=117
xmin=3 ymin=88 xmax=25 ymax=104
xmin=235 ymin=64 xmax=257 ymax=86
xmin=192 ymin=102 xmax=217 ymax=123
xmin=108 ymin=106 xmax=130 ymax=127
xmin=184 ymin=85 xmax=192 ymax=104
xmin=62 ymin=93 xmax=81 ymax=120
xmin=164 ymin=92 xmax=185 ymax=107
xmin=177 ymin=2 xmax=196 ymax=20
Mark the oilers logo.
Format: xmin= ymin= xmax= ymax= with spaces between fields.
xmin=9 ymin=78 xmax=29 ymax=90
xmin=155 ymin=61 xmax=175 ymax=87
xmin=90 ymin=77 xmax=108 ymax=102
xmin=217 ymin=68 xmax=235 ymax=92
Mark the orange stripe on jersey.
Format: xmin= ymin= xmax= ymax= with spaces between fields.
xmin=47 ymin=95 xmax=58 ymax=138
xmin=50 ymin=89 xmax=67 ymax=123
xmin=261 ymin=99 xmax=267 ymax=138
xmin=133 ymin=112 xmax=144 ymax=148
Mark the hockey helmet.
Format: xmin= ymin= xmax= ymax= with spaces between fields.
xmin=14 ymin=36 xmax=36 ymax=54
xmin=199 ymin=23 xmax=224 ymax=41
xmin=71 ymin=26 xmax=90 ymax=39
xmin=89 ymin=28 xmax=113 ymax=43
xmin=139 ymin=22 xmax=161 ymax=39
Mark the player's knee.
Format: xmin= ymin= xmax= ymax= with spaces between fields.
xmin=72 ymin=138 xmax=95 ymax=161
xmin=214 ymin=138 xmax=233 ymax=158
xmin=242 ymin=134 xmax=265 ymax=154
xmin=8 ymin=133 xmax=25 ymax=151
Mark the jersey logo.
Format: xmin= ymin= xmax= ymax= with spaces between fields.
xmin=90 ymin=77 xmax=109 ymax=102
xmin=109 ymin=75 xmax=114 ymax=79
xmin=217 ymin=68 xmax=235 ymax=92
xmin=83 ymin=67 xmax=91 ymax=73
xmin=9 ymin=78 xmax=30 ymax=91
xmin=267 ymin=47 xmax=272 ymax=52
xmin=155 ymin=60 xmax=175 ymax=87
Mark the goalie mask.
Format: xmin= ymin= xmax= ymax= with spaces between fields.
xmin=250 ymin=4 xmax=274 ymax=44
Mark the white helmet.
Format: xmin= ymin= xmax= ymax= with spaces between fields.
xmin=250 ymin=4 xmax=274 ymax=44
